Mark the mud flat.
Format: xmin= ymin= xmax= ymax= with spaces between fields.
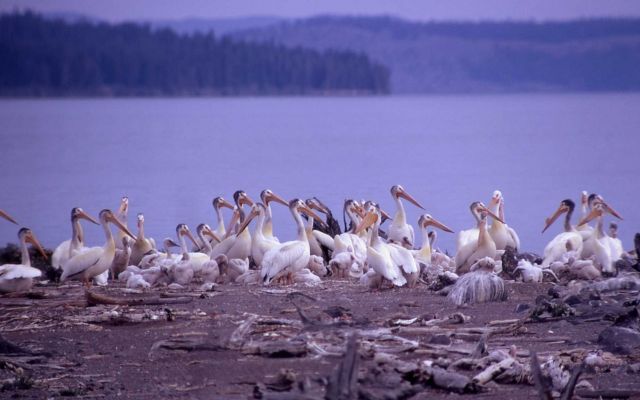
xmin=1 ymin=278 xmax=640 ymax=399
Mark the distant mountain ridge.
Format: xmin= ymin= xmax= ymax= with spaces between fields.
xmin=231 ymin=15 xmax=640 ymax=93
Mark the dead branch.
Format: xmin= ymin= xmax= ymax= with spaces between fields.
xmin=530 ymin=351 xmax=553 ymax=400
xmin=85 ymin=290 xmax=192 ymax=306
xmin=326 ymin=333 xmax=359 ymax=400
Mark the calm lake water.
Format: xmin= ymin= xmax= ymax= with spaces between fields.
xmin=0 ymin=94 xmax=638 ymax=254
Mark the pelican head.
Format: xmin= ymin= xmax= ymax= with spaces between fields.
xmin=578 ymin=202 xmax=621 ymax=226
xmin=118 ymin=196 xmax=129 ymax=215
xmin=176 ymin=223 xmax=199 ymax=248
xmin=390 ymin=185 xmax=425 ymax=209
xmin=542 ymin=199 xmax=574 ymax=233
xmin=306 ymin=198 xmax=330 ymax=215
xmin=212 ymin=197 xmax=234 ymax=211
xmin=100 ymin=209 xmax=137 ymax=240
xmin=490 ymin=190 xmax=503 ymax=207
xmin=418 ymin=214 xmax=454 ymax=233
xmin=0 ymin=209 xmax=18 ymax=225
xmin=355 ymin=204 xmax=381 ymax=234
xmin=19 ymin=227 xmax=48 ymax=260
xmin=233 ymin=190 xmax=254 ymax=208
xmin=71 ymin=207 xmax=99 ymax=225
xmin=590 ymin=196 xmax=623 ymax=220
xmin=581 ymin=191 xmax=589 ymax=205
xmin=470 ymin=202 xmax=504 ymax=224
xmin=364 ymin=200 xmax=391 ymax=221
xmin=260 ymin=189 xmax=288 ymax=206
xmin=197 ymin=223 xmax=221 ymax=243
xmin=290 ymin=198 xmax=326 ymax=228
xmin=163 ymin=237 xmax=179 ymax=251
xmin=344 ymin=199 xmax=366 ymax=218
xmin=137 ymin=213 xmax=145 ymax=227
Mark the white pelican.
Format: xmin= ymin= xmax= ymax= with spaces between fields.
xmin=414 ymin=214 xmax=454 ymax=268
xmin=388 ymin=185 xmax=425 ymax=249
xmin=541 ymin=199 xmax=584 ymax=268
xmin=210 ymin=191 xmax=255 ymax=260
xmin=608 ymin=223 xmax=625 ymax=261
xmin=455 ymin=202 xmax=502 ymax=274
xmin=0 ymin=228 xmax=47 ymax=293
xmin=211 ymin=196 xmax=234 ymax=238
xmin=260 ymin=189 xmax=288 ymax=241
xmin=356 ymin=205 xmax=407 ymax=287
xmin=51 ymin=208 xmax=99 ymax=270
xmin=114 ymin=196 xmax=129 ymax=250
xmin=260 ymin=199 xmax=324 ymax=285
xmin=130 ymin=213 xmax=156 ymax=266
xmin=61 ymin=209 xmax=136 ymax=286
xmin=0 ymin=209 xmax=18 ymax=224
xmin=236 ymin=203 xmax=279 ymax=267
xmin=457 ymin=191 xmax=500 ymax=250
xmin=488 ymin=191 xmax=521 ymax=251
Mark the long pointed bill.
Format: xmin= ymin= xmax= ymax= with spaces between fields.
xmin=182 ymin=229 xmax=200 ymax=249
xmin=267 ymin=192 xmax=288 ymax=206
xmin=601 ymin=201 xmax=623 ymax=220
xmin=224 ymin=208 xmax=240 ymax=239
xmin=110 ymin=215 xmax=137 ymax=240
xmin=578 ymin=207 xmax=602 ymax=226
xmin=379 ymin=208 xmax=392 ymax=221
xmin=479 ymin=205 xmax=504 ymax=224
xmin=78 ymin=209 xmax=100 ymax=225
xmin=355 ymin=212 xmax=378 ymax=235
xmin=203 ymin=226 xmax=222 ymax=243
xmin=542 ymin=206 xmax=565 ymax=233
xmin=219 ymin=198 xmax=234 ymax=210
xmin=164 ymin=238 xmax=179 ymax=249
xmin=312 ymin=197 xmax=331 ymax=215
xmin=26 ymin=233 xmax=48 ymax=260
xmin=301 ymin=205 xmax=326 ymax=228
xmin=426 ymin=217 xmax=454 ymax=233
xmin=238 ymin=194 xmax=254 ymax=207
xmin=0 ymin=209 xmax=18 ymax=224
xmin=235 ymin=208 xmax=258 ymax=237
xmin=398 ymin=189 xmax=425 ymax=210
xmin=307 ymin=199 xmax=329 ymax=215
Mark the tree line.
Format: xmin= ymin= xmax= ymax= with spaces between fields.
xmin=0 ymin=12 xmax=390 ymax=96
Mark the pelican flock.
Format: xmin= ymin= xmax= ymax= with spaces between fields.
xmin=0 ymin=187 xmax=634 ymax=297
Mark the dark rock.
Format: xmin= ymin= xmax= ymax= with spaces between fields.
xmin=514 ymin=303 xmax=531 ymax=313
xmin=428 ymin=334 xmax=451 ymax=346
xmin=598 ymin=326 xmax=640 ymax=354
xmin=548 ymin=286 xmax=563 ymax=298
xmin=564 ymin=295 xmax=583 ymax=306
xmin=501 ymin=247 xmax=518 ymax=277
xmin=589 ymin=300 xmax=602 ymax=308
xmin=627 ymin=363 xmax=640 ymax=374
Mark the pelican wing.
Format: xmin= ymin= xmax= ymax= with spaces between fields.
xmin=61 ymin=246 xmax=102 ymax=280
xmin=0 ymin=264 xmax=42 ymax=280
xmin=51 ymin=240 xmax=71 ymax=270
xmin=388 ymin=244 xmax=418 ymax=274
xmin=261 ymin=241 xmax=307 ymax=281
xmin=457 ymin=228 xmax=478 ymax=250
xmin=313 ymin=230 xmax=335 ymax=251
xmin=506 ymin=225 xmax=521 ymax=250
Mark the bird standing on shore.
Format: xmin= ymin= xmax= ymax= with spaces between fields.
xmin=0 ymin=228 xmax=48 ymax=293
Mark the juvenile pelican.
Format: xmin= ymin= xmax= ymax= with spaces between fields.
xmin=541 ymin=199 xmax=584 ymax=268
xmin=455 ymin=202 xmax=502 ymax=274
xmin=489 ymin=191 xmax=521 ymax=251
xmin=211 ymin=197 xmax=234 ymax=238
xmin=260 ymin=199 xmax=324 ymax=285
xmin=61 ymin=209 xmax=136 ymax=285
xmin=322 ymin=200 xmax=369 ymax=276
xmin=51 ymin=208 xmax=99 ymax=270
xmin=0 ymin=209 xmax=18 ymax=224
xmin=388 ymin=185 xmax=425 ymax=249
xmin=260 ymin=189 xmax=288 ymax=241
xmin=210 ymin=190 xmax=255 ymax=260
xmin=130 ymin=213 xmax=156 ymax=266
xmin=457 ymin=191 xmax=500 ymax=250
xmin=0 ymin=228 xmax=47 ymax=293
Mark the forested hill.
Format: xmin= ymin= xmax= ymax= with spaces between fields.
xmin=233 ymin=16 xmax=640 ymax=93
xmin=0 ymin=12 xmax=390 ymax=96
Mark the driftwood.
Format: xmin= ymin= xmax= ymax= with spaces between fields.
xmin=472 ymin=358 xmax=516 ymax=385
xmin=86 ymin=290 xmax=192 ymax=306
xmin=326 ymin=333 xmax=359 ymax=400
xmin=559 ymin=362 xmax=585 ymax=400
xmin=575 ymin=389 xmax=640 ymax=398
xmin=242 ymin=339 xmax=308 ymax=358
xmin=530 ymin=351 xmax=553 ymax=400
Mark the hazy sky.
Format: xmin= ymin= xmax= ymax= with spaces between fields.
xmin=1 ymin=0 xmax=640 ymax=22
